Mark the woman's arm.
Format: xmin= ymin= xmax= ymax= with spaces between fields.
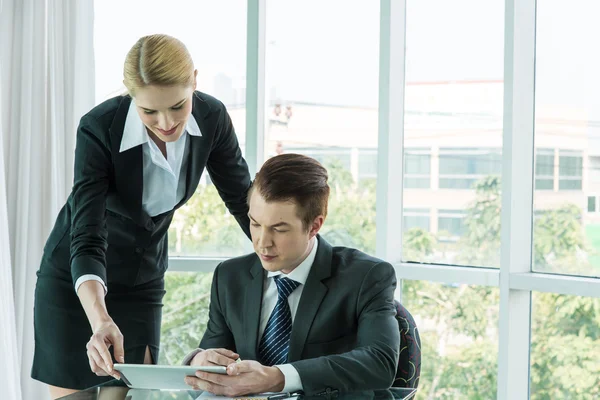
xmin=205 ymin=102 xmax=252 ymax=239
xmin=70 ymin=115 xmax=123 ymax=378
xmin=70 ymin=115 xmax=112 ymax=285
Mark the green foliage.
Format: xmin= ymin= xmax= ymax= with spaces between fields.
xmin=159 ymin=272 xmax=213 ymax=365
xmin=160 ymin=164 xmax=598 ymax=399
xmin=403 ymin=228 xmax=436 ymax=261
xmin=460 ymin=176 xmax=502 ymax=266
xmin=168 ymin=183 xmax=247 ymax=257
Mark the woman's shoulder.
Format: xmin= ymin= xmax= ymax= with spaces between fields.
xmin=193 ymin=90 xmax=227 ymax=112
xmin=81 ymin=95 xmax=130 ymax=126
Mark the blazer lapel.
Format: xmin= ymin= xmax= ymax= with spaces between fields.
xmin=109 ymin=96 xmax=151 ymax=229
xmin=288 ymin=236 xmax=332 ymax=362
xmin=176 ymin=92 xmax=212 ymax=208
xmin=243 ymin=257 xmax=265 ymax=360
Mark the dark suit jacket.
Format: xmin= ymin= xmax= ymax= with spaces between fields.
xmin=40 ymin=91 xmax=251 ymax=287
xmin=200 ymin=236 xmax=400 ymax=395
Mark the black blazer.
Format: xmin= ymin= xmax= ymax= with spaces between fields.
xmin=200 ymin=236 xmax=400 ymax=395
xmin=40 ymin=91 xmax=251 ymax=287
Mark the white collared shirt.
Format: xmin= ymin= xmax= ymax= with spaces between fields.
xmin=260 ymin=237 xmax=319 ymax=393
xmin=75 ymin=99 xmax=202 ymax=294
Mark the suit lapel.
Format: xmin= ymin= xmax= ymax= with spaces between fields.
xmin=176 ymin=92 xmax=212 ymax=208
xmin=288 ymin=236 xmax=332 ymax=362
xmin=109 ymin=96 xmax=151 ymax=228
xmin=244 ymin=258 xmax=265 ymax=360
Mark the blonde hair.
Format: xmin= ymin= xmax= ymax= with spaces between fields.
xmin=123 ymin=34 xmax=195 ymax=96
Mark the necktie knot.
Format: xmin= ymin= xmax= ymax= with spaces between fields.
xmin=274 ymin=276 xmax=300 ymax=299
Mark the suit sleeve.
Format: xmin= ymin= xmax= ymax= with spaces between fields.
xmin=291 ymin=263 xmax=400 ymax=395
xmin=70 ymin=115 xmax=111 ymax=287
xmin=206 ymin=101 xmax=252 ymax=240
xmin=199 ymin=264 xmax=237 ymax=351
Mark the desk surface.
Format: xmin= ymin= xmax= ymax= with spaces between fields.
xmin=60 ymin=380 xmax=417 ymax=400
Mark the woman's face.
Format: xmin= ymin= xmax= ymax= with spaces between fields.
xmin=133 ymin=84 xmax=195 ymax=143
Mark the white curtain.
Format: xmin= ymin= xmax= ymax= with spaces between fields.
xmin=0 ymin=1 xmax=95 ymax=399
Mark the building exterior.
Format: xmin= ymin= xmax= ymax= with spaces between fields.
xmin=225 ymin=80 xmax=597 ymax=239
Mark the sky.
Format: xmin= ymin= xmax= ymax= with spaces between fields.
xmin=94 ymin=0 xmax=600 ymax=115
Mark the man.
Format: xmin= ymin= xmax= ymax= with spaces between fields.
xmin=183 ymin=154 xmax=400 ymax=397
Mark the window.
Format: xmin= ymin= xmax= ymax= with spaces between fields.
xmin=535 ymin=148 xmax=555 ymax=190
xmin=439 ymin=148 xmax=502 ymax=190
xmin=590 ymin=156 xmax=600 ymax=183
xmin=402 ymin=282 xmax=499 ymax=398
xmin=265 ymin=0 xmax=379 ymax=254
xmin=530 ymin=293 xmax=600 ymax=399
xmin=534 ymin=0 xmax=597 ymax=277
xmin=438 ymin=209 xmax=467 ymax=240
xmin=402 ymin=0 xmax=504 ymax=269
xmin=404 ymin=148 xmax=431 ymax=189
xmin=588 ymin=196 xmax=596 ymax=213
xmin=159 ymin=272 xmax=213 ymax=364
xmin=358 ymin=149 xmax=378 ymax=183
xmin=403 ymin=208 xmax=431 ymax=232
xmin=558 ymin=150 xmax=583 ymax=191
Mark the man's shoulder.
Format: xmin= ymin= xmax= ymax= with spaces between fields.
xmin=330 ymin=245 xmax=393 ymax=276
xmin=215 ymin=252 xmax=259 ymax=277
xmin=331 ymin=245 xmax=389 ymax=266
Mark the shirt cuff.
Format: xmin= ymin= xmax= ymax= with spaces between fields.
xmin=75 ymin=275 xmax=107 ymax=295
xmin=182 ymin=348 xmax=203 ymax=365
xmin=275 ymin=364 xmax=303 ymax=392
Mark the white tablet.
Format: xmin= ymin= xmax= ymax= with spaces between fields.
xmin=113 ymin=363 xmax=227 ymax=390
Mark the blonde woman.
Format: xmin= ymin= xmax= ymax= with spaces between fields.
xmin=31 ymin=34 xmax=251 ymax=399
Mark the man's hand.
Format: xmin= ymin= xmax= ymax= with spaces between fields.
xmin=185 ymin=360 xmax=285 ymax=396
xmin=190 ymin=348 xmax=239 ymax=367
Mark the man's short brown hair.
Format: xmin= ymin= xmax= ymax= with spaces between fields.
xmin=249 ymin=153 xmax=330 ymax=231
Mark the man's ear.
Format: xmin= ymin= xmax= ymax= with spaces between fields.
xmin=309 ymin=215 xmax=325 ymax=238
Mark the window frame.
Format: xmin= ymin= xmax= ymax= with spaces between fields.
xmin=163 ymin=1 xmax=600 ymax=399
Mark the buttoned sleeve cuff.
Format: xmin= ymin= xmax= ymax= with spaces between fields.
xmin=75 ymin=274 xmax=107 ymax=295
xmin=182 ymin=348 xmax=203 ymax=365
xmin=275 ymin=364 xmax=303 ymax=392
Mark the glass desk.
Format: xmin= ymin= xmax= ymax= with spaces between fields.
xmin=60 ymin=380 xmax=417 ymax=400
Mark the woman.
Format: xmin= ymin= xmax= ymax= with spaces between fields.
xmin=31 ymin=34 xmax=252 ymax=399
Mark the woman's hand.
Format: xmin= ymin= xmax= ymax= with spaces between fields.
xmin=86 ymin=319 xmax=124 ymax=380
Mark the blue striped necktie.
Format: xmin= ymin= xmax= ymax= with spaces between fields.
xmin=258 ymin=276 xmax=300 ymax=366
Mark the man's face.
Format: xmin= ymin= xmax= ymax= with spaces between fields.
xmin=248 ymin=190 xmax=322 ymax=274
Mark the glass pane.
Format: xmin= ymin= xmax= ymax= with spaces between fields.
xmin=535 ymin=179 xmax=554 ymax=191
xmin=94 ymin=0 xmax=249 ymax=257
xmin=265 ymin=0 xmax=379 ymax=254
xmin=535 ymin=149 xmax=555 ymax=191
xmin=533 ymin=0 xmax=600 ymax=277
xmin=159 ymin=271 xmax=213 ymax=364
xmin=402 ymin=282 xmax=499 ymax=399
xmin=588 ymin=196 xmax=596 ymax=213
xmin=530 ymin=292 xmax=600 ymax=399
xmin=402 ymin=0 xmax=504 ymax=267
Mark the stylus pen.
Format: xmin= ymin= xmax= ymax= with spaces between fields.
xmin=266 ymin=391 xmax=302 ymax=400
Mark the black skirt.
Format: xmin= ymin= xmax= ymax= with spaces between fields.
xmin=31 ymin=271 xmax=166 ymax=390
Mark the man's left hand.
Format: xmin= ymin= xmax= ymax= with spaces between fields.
xmin=185 ymin=360 xmax=285 ymax=396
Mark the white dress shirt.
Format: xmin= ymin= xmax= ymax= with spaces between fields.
xmin=75 ymin=99 xmax=202 ymax=294
xmin=261 ymin=237 xmax=319 ymax=393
